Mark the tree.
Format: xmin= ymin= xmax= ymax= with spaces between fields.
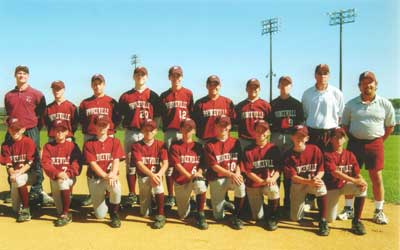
xmin=389 ymin=99 xmax=400 ymax=109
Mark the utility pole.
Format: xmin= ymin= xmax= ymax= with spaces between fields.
xmin=328 ymin=8 xmax=356 ymax=91
xmin=262 ymin=18 xmax=279 ymax=102
xmin=131 ymin=54 xmax=139 ymax=69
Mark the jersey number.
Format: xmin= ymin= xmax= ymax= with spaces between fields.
xmin=179 ymin=110 xmax=187 ymax=120
xmin=140 ymin=110 xmax=149 ymax=119
xmin=227 ymin=162 xmax=236 ymax=172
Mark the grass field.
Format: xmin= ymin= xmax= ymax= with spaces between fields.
xmin=0 ymin=129 xmax=399 ymax=203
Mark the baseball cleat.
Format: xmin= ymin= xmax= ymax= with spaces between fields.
xmin=196 ymin=212 xmax=208 ymax=230
xmin=123 ymin=193 xmax=138 ymax=207
xmin=16 ymin=208 xmax=31 ymax=223
xmin=152 ymin=215 xmax=166 ymax=229
xmin=337 ymin=206 xmax=354 ymax=220
xmin=81 ymin=195 xmax=93 ymax=206
xmin=110 ymin=212 xmax=121 ymax=228
xmin=351 ymin=220 xmax=366 ymax=235
xmin=373 ymin=209 xmax=388 ymax=224
xmin=223 ymin=201 xmax=235 ymax=213
xmin=164 ymin=196 xmax=176 ymax=208
xmin=231 ymin=216 xmax=244 ymax=230
xmin=41 ymin=191 xmax=55 ymax=206
xmin=317 ymin=219 xmax=330 ymax=236
xmin=265 ymin=216 xmax=278 ymax=231
xmin=54 ymin=213 xmax=72 ymax=227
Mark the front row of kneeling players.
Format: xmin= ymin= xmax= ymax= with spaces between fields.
xmin=0 ymin=115 xmax=368 ymax=235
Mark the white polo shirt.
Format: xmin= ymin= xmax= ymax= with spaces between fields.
xmin=302 ymin=84 xmax=344 ymax=129
xmin=342 ymin=95 xmax=395 ymax=140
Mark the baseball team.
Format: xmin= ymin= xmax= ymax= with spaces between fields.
xmin=0 ymin=64 xmax=395 ymax=236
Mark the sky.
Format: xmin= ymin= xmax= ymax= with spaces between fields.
xmin=0 ymin=0 xmax=399 ymax=107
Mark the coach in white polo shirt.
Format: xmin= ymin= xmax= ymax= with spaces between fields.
xmin=341 ymin=71 xmax=395 ymax=225
xmin=302 ymin=64 xmax=344 ymax=151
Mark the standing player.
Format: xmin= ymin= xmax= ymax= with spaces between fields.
xmin=160 ymin=66 xmax=194 ymax=208
xmin=323 ymin=127 xmax=367 ymax=235
xmin=4 ymin=65 xmax=52 ymax=205
xmin=131 ymin=119 xmax=169 ymax=229
xmin=193 ymin=75 xmax=236 ymax=144
xmin=340 ymin=71 xmax=395 ymax=224
xmin=283 ymin=125 xmax=329 ymax=236
xmin=1 ymin=118 xmax=37 ymax=222
xmin=204 ymin=115 xmax=245 ymax=230
xmin=83 ymin=115 xmax=125 ymax=228
xmin=79 ymin=73 xmax=121 ymax=206
xmin=243 ymin=120 xmax=280 ymax=231
xmin=235 ymin=78 xmax=271 ymax=150
xmin=43 ymin=80 xmax=79 ymax=142
xmin=169 ymin=118 xmax=208 ymax=230
xmin=270 ymin=75 xmax=304 ymax=210
xmin=42 ymin=120 xmax=82 ymax=227
xmin=119 ymin=66 xmax=162 ymax=207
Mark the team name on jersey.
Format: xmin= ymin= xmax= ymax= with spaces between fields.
xmin=253 ymin=159 xmax=274 ymax=169
xmin=274 ymin=110 xmax=296 ymax=118
xmin=96 ymin=153 xmax=112 ymax=161
xmin=215 ymin=153 xmax=238 ymax=163
xmin=202 ymin=109 xmax=226 ymax=117
xmin=48 ymin=113 xmax=71 ymax=121
xmin=296 ymin=164 xmax=317 ymax=174
xmin=165 ymin=101 xmax=188 ymax=109
xmin=86 ymin=107 xmax=109 ymax=116
xmin=51 ymin=157 xmax=70 ymax=165
xmin=179 ymin=155 xmax=200 ymax=164
xmin=241 ymin=111 xmax=264 ymax=119
xmin=11 ymin=154 xmax=27 ymax=163
xmin=142 ymin=157 xmax=160 ymax=165
xmin=129 ymin=101 xmax=150 ymax=109
xmin=336 ymin=165 xmax=353 ymax=174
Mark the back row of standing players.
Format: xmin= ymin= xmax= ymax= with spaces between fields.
xmin=2 ymin=64 xmax=395 ymax=235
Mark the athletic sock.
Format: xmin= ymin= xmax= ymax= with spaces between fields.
xmin=18 ymin=185 xmax=29 ymax=208
xmin=317 ymin=195 xmax=327 ymax=220
xmin=196 ymin=192 xmax=206 ymax=212
xmin=354 ymin=197 xmax=365 ymax=221
xmin=127 ymin=174 xmax=137 ymax=194
xmin=109 ymin=203 xmax=119 ymax=213
xmin=268 ymin=199 xmax=280 ymax=217
xmin=374 ymin=200 xmax=384 ymax=210
xmin=166 ymin=176 xmax=174 ymax=197
xmin=155 ymin=193 xmax=165 ymax=215
xmin=61 ymin=189 xmax=71 ymax=215
xmin=234 ymin=197 xmax=244 ymax=217
xmin=345 ymin=198 xmax=354 ymax=208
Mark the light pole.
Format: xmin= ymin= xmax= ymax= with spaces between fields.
xmin=328 ymin=8 xmax=356 ymax=91
xmin=131 ymin=54 xmax=139 ymax=69
xmin=262 ymin=18 xmax=279 ymax=102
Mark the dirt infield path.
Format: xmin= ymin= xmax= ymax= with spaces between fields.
xmin=0 ymin=166 xmax=398 ymax=250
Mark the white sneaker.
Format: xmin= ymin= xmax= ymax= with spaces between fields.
xmin=337 ymin=206 xmax=354 ymax=220
xmin=373 ymin=209 xmax=389 ymax=224
xmin=41 ymin=191 xmax=54 ymax=205
xmin=303 ymin=204 xmax=311 ymax=212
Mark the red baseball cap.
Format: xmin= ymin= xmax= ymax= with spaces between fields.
xmin=180 ymin=118 xmax=196 ymax=130
xmin=169 ymin=66 xmax=183 ymax=76
xmin=51 ymin=80 xmax=65 ymax=90
xmin=91 ymin=74 xmax=105 ymax=83
xmin=215 ymin=115 xmax=231 ymax=127
xmin=134 ymin=66 xmax=148 ymax=76
xmin=6 ymin=117 xmax=24 ymax=130
xmin=331 ymin=127 xmax=346 ymax=138
xmin=254 ymin=120 xmax=270 ymax=131
xmin=246 ymin=78 xmax=260 ymax=88
xmin=141 ymin=119 xmax=157 ymax=130
xmin=206 ymin=75 xmax=221 ymax=86
xmin=359 ymin=71 xmax=376 ymax=83
xmin=315 ymin=64 xmax=330 ymax=74
xmin=94 ymin=115 xmax=110 ymax=127
xmin=292 ymin=125 xmax=308 ymax=136
xmin=53 ymin=120 xmax=69 ymax=131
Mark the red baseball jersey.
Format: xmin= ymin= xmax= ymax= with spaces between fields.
xmin=243 ymin=143 xmax=281 ymax=188
xmin=169 ymin=140 xmax=205 ymax=185
xmin=43 ymin=100 xmax=79 ymax=138
xmin=283 ymin=144 xmax=324 ymax=180
xmin=270 ymin=96 xmax=304 ymax=133
xmin=119 ymin=88 xmax=162 ymax=130
xmin=0 ymin=136 xmax=36 ymax=169
xmin=131 ymin=140 xmax=168 ymax=177
xmin=204 ymin=137 xmax=242 ymax=181
xmin=42 ymin=141 xmax=82 ymax=180
xmin=79 ymin=95 xmax=121 ymax=136
xmin=160 ymin=87 xmax=194 ymax=131
xmin=4 ymin=86 xmax=46 ymax=129
xmin=83 ymin=137 xmax=125 ymax=178
xmin=323 ymin=150 xmax=361 ymax=190
xmin=235 ymin=98 xmax=272 ymax=139
xmin=193 ymin=95 xmax=236 ymax=140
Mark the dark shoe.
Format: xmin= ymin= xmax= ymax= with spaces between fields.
xmin=110 ymin=212 xmax=121 ymax=228
xmin=41 ymin=191 xmax=55 ymax=207
xmin=318 ymin=219 xmax=330 ymax=236
xmin=351 ymin=220 xmax=366 ymax=235
xmin=231 ymin=216 xmax=244 ymax=230
xmin=28 ymin=191 xmax=41 ymax=206
xmin=164 ymin=196 xmax=176 ymax=207
xmin=265 ymin=216 xmax=278 ymax=231
xmin=196 ymin=212 xmax=208 ymax=230
xmin=16 ymin=208 xmax=31 ymax=223
xmin=224 ymin=201 xmax=235 ymax=213
xmin=123 ymin=193 xmax=138 ymax=207
xmin=3 ymin=191 xmax=12 ymax=203
xmin=81 ymin=195 xmax=92 ymax=206
xmin=152 ymin=215 xmax=166 ymax=229
xmin=54 ymin=213 xmax=72 ymax=227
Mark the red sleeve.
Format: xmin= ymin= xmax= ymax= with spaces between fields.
xmin=169 ymin=144 xmax=180 ymax=166
xmin=323 ymin=152 xmax=337 ymax=174
xmin=159 ymin=142 xmax=168 ymax=161
xmin=131 ymin=143 xmax=142 ymax=166
xmin=1 ymin=144 xmax=11 ymax=165
xmin=41 ymin=144 xmax=61 ymax=180
xmin=68 ymin=143 xmax=82 ymax=177
xmin=243 ymin=150 xmax=253 ymax=173
xmin=112 ymin=139 xmax=125 ymax=160
xmin=204 ymin=143 xmax=218 ymax=167
xmin=83 ymin=142 xmax=96 ymax=163
xmin=283 ymin=154 xmax=297 ymax=179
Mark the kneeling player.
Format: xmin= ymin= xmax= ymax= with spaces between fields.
xmin=131 ymin=119 xmax=168 ymax=229
xmin=1 ymin=118 xmax=37 ymax=222
xmin=204 ymin=115 xmax=245 ymax=230
xmin=42 ymin=120 xmax=82 ymax=227
xmin=169 ymin=119 xmax=208 ymax=229
xmin=283 ymin=125 xmax=329 ymax=236
xmin=83 ymin=115 xmax=124 ymax=228
xmin=324 ymin=127 xmax=367 ymax=235
xmin=243 ymin=120 xmax=280 ymax=231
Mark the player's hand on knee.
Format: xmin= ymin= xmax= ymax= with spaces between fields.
xmin=57 ymin=172 xmax=68 ymax=180
xmin=311 ymin=177 xmax=324 ymax=188
xmin=265 ymin=178 xmax=276 ymax=187
xmin=150 ymin=173 xmax=161 ymax=186
xmin=231 ymin=173 xmax=243 ymax=185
